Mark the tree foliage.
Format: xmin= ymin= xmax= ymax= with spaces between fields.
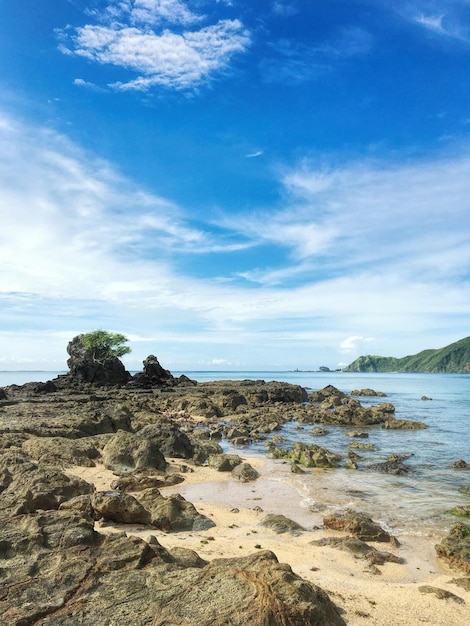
xmin=81 ymin=330 xmax=131 ymax=362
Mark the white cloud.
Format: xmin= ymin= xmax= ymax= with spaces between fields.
xmin=59 ymin=2 xmax=251 ymax=91
xmin=415 ymin=14 xmax=446 ymax=34
xmin=340 ymin=336 xmax=374 ymax=352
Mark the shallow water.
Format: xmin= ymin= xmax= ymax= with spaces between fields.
xmin=182 ymin=371 xmax=470 ymax=538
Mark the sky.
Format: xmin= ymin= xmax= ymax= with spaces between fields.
xmin=0 ymin=0 xmax=470 ymax=372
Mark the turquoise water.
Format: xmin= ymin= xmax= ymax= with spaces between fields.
xmin=1 ymin=370 xmax=469 ymax=536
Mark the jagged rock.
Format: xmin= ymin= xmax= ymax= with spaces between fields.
xmin=191 ymin=440 xmax=224 ymax=465
xmin=368 ymin=460 xmax=411 ymax=475
xmin=22 ymin=436 xmax=100 ymax=467
xmin=435 ymin=523 xmax=470 ymax=574
xmin=310 ymin=385 xmax=349 ymax=404
xmin=136 ymin=488 xmax=216 ymax=531
xmin=268 ymin=441 xmax=341 ymax=468
xmin=59 ymin=494 xmax=95 ymax=518
xmin=347 ymin=431 xmax=369 ymax=438
xmin=92 ymin=491 xmax=152 ymax=525
xmin=351 ymin=389 xmax=387 ymax=397
xmin=110 ymin=471 xmax=184 ymax=492
xmin=311 ymin=427 xmax=329 ymax=436
xmin=446 ymin=505 xmax=470 ymax=517
xmin=323 ymin=510 xmax=392 ymax=543
xmin=102 ymin=429 xmax=167 ymax=473
xmin=260 ymin=513 xmax=305 ymax=535
xmin=382 ymin=418 xmax=427 ymax=430
xmin=137 ymin=421 xmax=195 ymax=459
xmin=151 ymin=550 xmax=346 ymax=626
xmin=349 ymin=441 xmax=376 ymax=451
xmin=0 ymin=453 xmax=94 ymax=515
xmin=66 ymin=333 xmax=131 ymax=385
xmin=0 ymin=510 xmax=345 ymax=626
xmin=143 ymin=354 xmax=174 ymax=384
xmin=208 ymin=453 xmax=243 ymax=471
xmin=311 ymin=536 xmax=404 ymax=565
xmin=452 ymin=460 xmax=470 ymax=469
xmin=231 ymin=462 xmax=259 ymax=482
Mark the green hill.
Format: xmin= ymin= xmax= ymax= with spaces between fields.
xmin=343 ymin=337 xmax=470 ymax=373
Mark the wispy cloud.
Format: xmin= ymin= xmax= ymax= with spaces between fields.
xmin=392 ymin=1 xmax=470 ymax=43
xmin=1 ymin=110 xmax=469 ymax=368
xmin=260 ymin=26 xmax=373 ymax=84
xmin=58 ymin=1 xmax=251 ymax=91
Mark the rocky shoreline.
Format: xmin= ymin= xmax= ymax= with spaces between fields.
xmin=1 ymin=336 xmax=469 ymax=624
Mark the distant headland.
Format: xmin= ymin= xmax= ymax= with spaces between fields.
xmin=342 ymin=336 xmax=470 ymax=373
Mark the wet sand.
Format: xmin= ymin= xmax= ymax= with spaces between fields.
xmin=66 ymin=458 xmax=470 ymax=626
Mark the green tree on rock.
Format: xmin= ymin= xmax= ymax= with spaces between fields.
xmin=81 ymin=330 xmax=131 ymax=363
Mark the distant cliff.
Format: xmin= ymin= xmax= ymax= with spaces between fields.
xmin=343 ymin=336 xmax=470 ymax=373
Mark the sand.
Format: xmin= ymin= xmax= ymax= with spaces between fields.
xmin=66 ymin=457 xmax=470 ymax=626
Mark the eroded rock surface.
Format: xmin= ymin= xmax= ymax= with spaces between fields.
xmin=0 ymin=510 xmax=345 ymax=626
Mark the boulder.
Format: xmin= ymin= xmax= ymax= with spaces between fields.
xmin=136 ymin=488 xmax=216 ymax=531
xmin=143 ymin=354 xmax=174 ymax=384
xmin=311 ymin=536 xmax=404 ymax=566
xmin=260 ymin=514 xmax=305 ymax=535
xmin=151 ymin=550 xmax=346 ymax=626
xmin=138 ymin=421 xmax=194 ymax=459
xmin=368 ymin=460 xmax=411 ymax=475
xmin=452 ymin=460 xmax=470 ymax=469
xmin=323 ymin=510 xmax=393 ymax=543
xmin=351 ymin=389 xmax=387 ymax=397
xmin=231 ymin=462 xmax=259 ymax=482
xmin=102 ymin=429 xmax=167 ymax=473
xmin=208 ymin=453 xmax=243 ymax=471
xmin=92 ymin=491 xmax=152 ymax=525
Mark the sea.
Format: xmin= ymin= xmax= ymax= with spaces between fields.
xmin=1 ymin=369 xmax=469 ymax=538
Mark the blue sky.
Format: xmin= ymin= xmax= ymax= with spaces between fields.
xmin=1 ymin=0 xmax=469 ymax=371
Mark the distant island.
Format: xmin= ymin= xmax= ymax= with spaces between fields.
xmin=343 ymin=336 xmax=470 ymax=373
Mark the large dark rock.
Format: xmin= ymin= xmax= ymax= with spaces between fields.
xmin=66 ymin=333 xmax=131 ymax=385
xmin=137 ymin=488 xmax=216 ymax=531
xmin=92 ymin=491 xmax=152 ymax=525
xmin=151 ymin=550 xmax=346 ymax=626
xmin=102 ymin=429 xmax=167 ymax=473
xmin=138 ymin=421 xmax=195 ymax=459
xmin=208 ymin=453 xmax=243 ymax=471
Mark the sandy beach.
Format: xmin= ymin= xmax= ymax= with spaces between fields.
xmin=66 ymin=456 xmax=470 ymax=626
